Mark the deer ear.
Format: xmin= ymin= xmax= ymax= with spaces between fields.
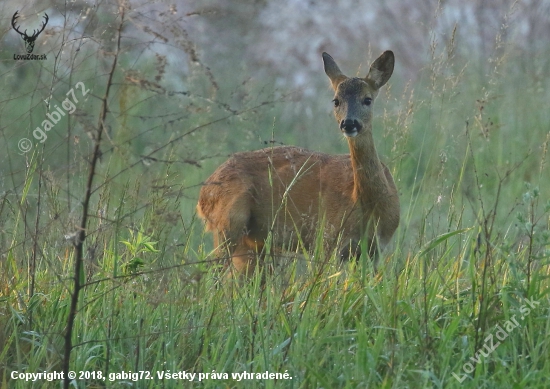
xmin=365 ymin=51 xmax=394 ymax=90
xmin=323 ymin=52 xmax=347 ymax=90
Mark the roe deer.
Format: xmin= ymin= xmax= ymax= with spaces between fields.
xmin=197 ymin=50 xmax=399 ymax=277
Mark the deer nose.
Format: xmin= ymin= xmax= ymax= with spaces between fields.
xmin=340 ymin=119 xmax=362 ymax=137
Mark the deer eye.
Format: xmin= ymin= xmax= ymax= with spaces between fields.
xmin=362 ymin=98 xmax=372 ymax=106
xmin=332 ymin=99 xmax=340 ymax=108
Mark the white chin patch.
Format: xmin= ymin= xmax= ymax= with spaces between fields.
xmin=343 ymin=129 xmax=358 ymax=138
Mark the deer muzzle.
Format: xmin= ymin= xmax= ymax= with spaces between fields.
xmin=340 ymin=119 xmax=362 ymax=138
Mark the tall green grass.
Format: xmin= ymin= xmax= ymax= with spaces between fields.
xmin=1 ymin=4 xmax=550 ymax=388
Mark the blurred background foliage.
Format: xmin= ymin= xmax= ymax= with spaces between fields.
xmin=1 ymin=1 xmax=550 ymax=387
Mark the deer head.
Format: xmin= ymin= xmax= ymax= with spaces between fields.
xmin=322 ymin=51 xmax=394 ymax=138
xmin=11 ymin=11 xmax=49 ymax=54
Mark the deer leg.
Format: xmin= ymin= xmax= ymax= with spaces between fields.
xmin=229 ymin=242 xmax=256 ymax=277
xmin=228 ymin=236 xmax=265 ymax=278
xmin=339 ymin=239 xmax=361 ymax=261
xmin=339 ymin=238 xmax=380 ymax=269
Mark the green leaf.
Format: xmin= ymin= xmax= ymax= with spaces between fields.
xmin=120 ymin=240 xmax=133 ymax=248
xmin=143 ymin=242 xmax=159 ymax=252
xmin=418 ymin=228 xmax=472 ymax=257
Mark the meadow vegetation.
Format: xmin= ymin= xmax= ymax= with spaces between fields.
xmin=1 ymin=0 xmax=549 ymax=387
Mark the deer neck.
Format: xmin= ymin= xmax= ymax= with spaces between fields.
xmin=348 ymin=126 xmax=388 ymax=207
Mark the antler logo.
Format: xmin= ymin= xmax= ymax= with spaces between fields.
xmin=11 ymin=11 xmax=49 ymax=54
